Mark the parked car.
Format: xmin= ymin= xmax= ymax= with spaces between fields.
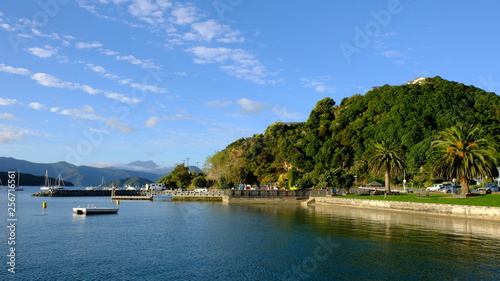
xmin=426 ymin=184 xmax=443 ymax=192
xmin=477 ymin=183 xmax=499 ymax=194
xmin=441 ymin=184 xmax=460 ymax=194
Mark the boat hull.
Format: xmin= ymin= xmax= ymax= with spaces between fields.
xmin=73 ymin=207 xmax=119 ymax=215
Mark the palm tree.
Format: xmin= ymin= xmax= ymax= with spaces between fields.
xmin=368 ymin=141 xmax=405 ymax=193
xmin=430 ymin=124 xmax=498 ymax=195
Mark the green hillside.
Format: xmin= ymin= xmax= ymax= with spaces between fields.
xmin=205 ymin=77 xmax=500 ymax=189
xmin=106 ymin=177 xmax=153 ymax=188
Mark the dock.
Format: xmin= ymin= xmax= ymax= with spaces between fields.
xmin=111 ymin=196 xmax=153 ymax=201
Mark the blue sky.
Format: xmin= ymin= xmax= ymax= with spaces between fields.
xmin=1 ymin=0 xmax=499 ymax=169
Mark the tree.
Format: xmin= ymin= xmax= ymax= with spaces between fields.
xmin=368 ymin=141 xmax=405 ymax=192
xmin=316 ymin=168 xmax=353 ymax=190
xmin=159 ymin=164 xmax=192 ymax=189
xmin=430 ymin=124 xmax=498 ymax=194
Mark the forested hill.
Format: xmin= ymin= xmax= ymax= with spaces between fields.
xmin=206 ymin=76 xmax=500 ymax=189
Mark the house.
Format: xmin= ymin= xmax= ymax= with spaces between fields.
xmin=406 ymin=77 xmax=427 ymax=85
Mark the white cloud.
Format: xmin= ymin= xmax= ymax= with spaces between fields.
xmin=170 ymin=4 xmax=199 ymax=25
xmin=272 ymin=105 xmax=303 ymax=121
xmin=205 ymin=100 xmax=232 ymax=107
xmin=128 ymin=0 xmax=172 ymax=24
xmin=115 ymin=54 xmax=162 ymax=69
xmin=130 ymin=83 xmax=168 ymax=93
xmin=0 ymin=23 xmax=16 ymax=32
xmin=87 ymin=64 xmax=106 ymax=73
xmin=75 ymin=41 xmax=103 ymax=49
xmin=0 ymin=64 xmax=30 ymax=75
xmin=300 ymin=77 xmax=336 ymax=93
xmin=100 ymin=49 xmax=119 ymax=56
xmin=105 ymin=118 xmax=136 ymax=133
xmin=0 ymin=130 xmax=24 ymax=143
xmin=27 ymin=45 xmax=58 ymax=58
xmin=0 ymin=98 xmax=19 ymax=106
xmin=60 ymin=106 xmax=101 ymax=121
xmin=31 ymin=73 xmax=77 ymax=89
xmin=186 ymin=46 xmax=274 ymax=84
xmin=55 ymin=105 xmax=135 ymax=133
xmin=145 ymin=116 xmax=161 ymax=127
xmin=184 ymin=20 xmax=244 ymax=43
xmin=0 ymin=113 xmax=19 ymax=120
xmin=29 ymin=102 xmax=46 ymax=110
xmin=381 ymin=50 xmax=405 ymax=58
xmin=31 ymin=72 xmax=141 ymax=104
xmin=237 ymin=98 xmax=267 ymax=114
xmin=0 ymin=125 xmax=33 ymax=143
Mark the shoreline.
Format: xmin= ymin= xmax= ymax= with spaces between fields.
xmin=29 ymin=189 xmax=500 ymax=221
xmin=313 ymin=197 xmax=500 ymax=221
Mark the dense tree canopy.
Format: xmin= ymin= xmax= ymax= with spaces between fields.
xmin=205 ymin=77 xmax=500 ymax=189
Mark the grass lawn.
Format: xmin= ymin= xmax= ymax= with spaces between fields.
xmin=341 ymin=193 xmax=500 ymax=207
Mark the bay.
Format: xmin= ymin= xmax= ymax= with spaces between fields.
xmin=1 ymin=187 xmax=499 ymax=280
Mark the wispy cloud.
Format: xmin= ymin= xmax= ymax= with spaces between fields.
xmin=184 ymin=20 xmax=244 ymax=43
xmin=272 ymin=105 xmax=303 ymax=121
xmin=128 ymin=0 xmax=173 ymax=24
xmin=145 ymin=116 xmax=161 ymax=128
xmin=0 ymin=64 xmax=30 ymax=75
xmin=75 ymin=41 xmax=103 ymax=49
xmin=31 ymin=72 xmax=141 ymax=103
xmin=237 ymin=98 xmax=267 ymax=114
xmin=170 ymin=3 xmax=199 ymax=25
xmin=55 ymin=105 xmax=136 ymax=133
xmin=28 ymin=102 xmax=46 ymax=110
xmin=300 ymin=77 xmax=336 ymax=93
xmin=26 ymin=45 xmax=58 ymax=58
xmin=0 ymin=113 xmax=20 ymax=121
xmin=187 ymin=46 xmax=277 ymax=84
xmin=379 ymin=49 xmax=407 ymax=65
xmin=0 ymin=98 xmax=20 ymax=106
xmin=0 ymin=125 xmax=34 ymax=143
xmin=115 ymin=54 xmax=162 ymax=69
xmin=205 ymin=100 xmax=232 ymax=107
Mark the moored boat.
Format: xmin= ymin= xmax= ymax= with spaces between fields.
xmin=73 ymin=204 xmax=119 ymax=215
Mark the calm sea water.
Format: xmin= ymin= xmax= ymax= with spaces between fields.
xmin=0 ymin=187 xmax=499 ymax=281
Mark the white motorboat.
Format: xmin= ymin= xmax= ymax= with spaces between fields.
xmin=73 ymin=204 xmax=119 ymax=215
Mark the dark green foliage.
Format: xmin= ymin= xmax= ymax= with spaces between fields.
xmin=206 ymin=77 xmax=500 ymax=188
xmin=159 ymin=164 xmax=193 ymax=188
xmin=106 ymin=177 xmax=153 ymax=188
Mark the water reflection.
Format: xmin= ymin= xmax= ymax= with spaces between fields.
xmin=309 ymin=204 xmax=500 ymax=240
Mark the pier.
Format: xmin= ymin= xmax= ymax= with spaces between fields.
xmin=31 ymin=189 xmax=313 ymax=204
xmin=111 ymin=196 xmax=153 ymax=201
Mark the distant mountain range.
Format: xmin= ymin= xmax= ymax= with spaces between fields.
xmin=0 ymin=171 xmax=74 ymax=187
xmin=0 ymin=157 xmax=181 ymax=186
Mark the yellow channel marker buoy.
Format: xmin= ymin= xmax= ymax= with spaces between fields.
xmin=116 ymin=200 xmax=120 ymax=205
xmin=42 ymin=202 xmax=47 ymax=209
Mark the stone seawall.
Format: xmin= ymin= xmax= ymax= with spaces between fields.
xmin=32 ymin=190 xmax=148 ymax=197
xmin=314 ymin=197 xmax=500 ymax=221
xmin=222 ymin=196 xmax=309 ymax=204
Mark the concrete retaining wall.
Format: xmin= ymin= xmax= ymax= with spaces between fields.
xmin=315 ymin=197 xmax=500 ymax=221
xmin=222 ymin=195 xmax=308 ymax=204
